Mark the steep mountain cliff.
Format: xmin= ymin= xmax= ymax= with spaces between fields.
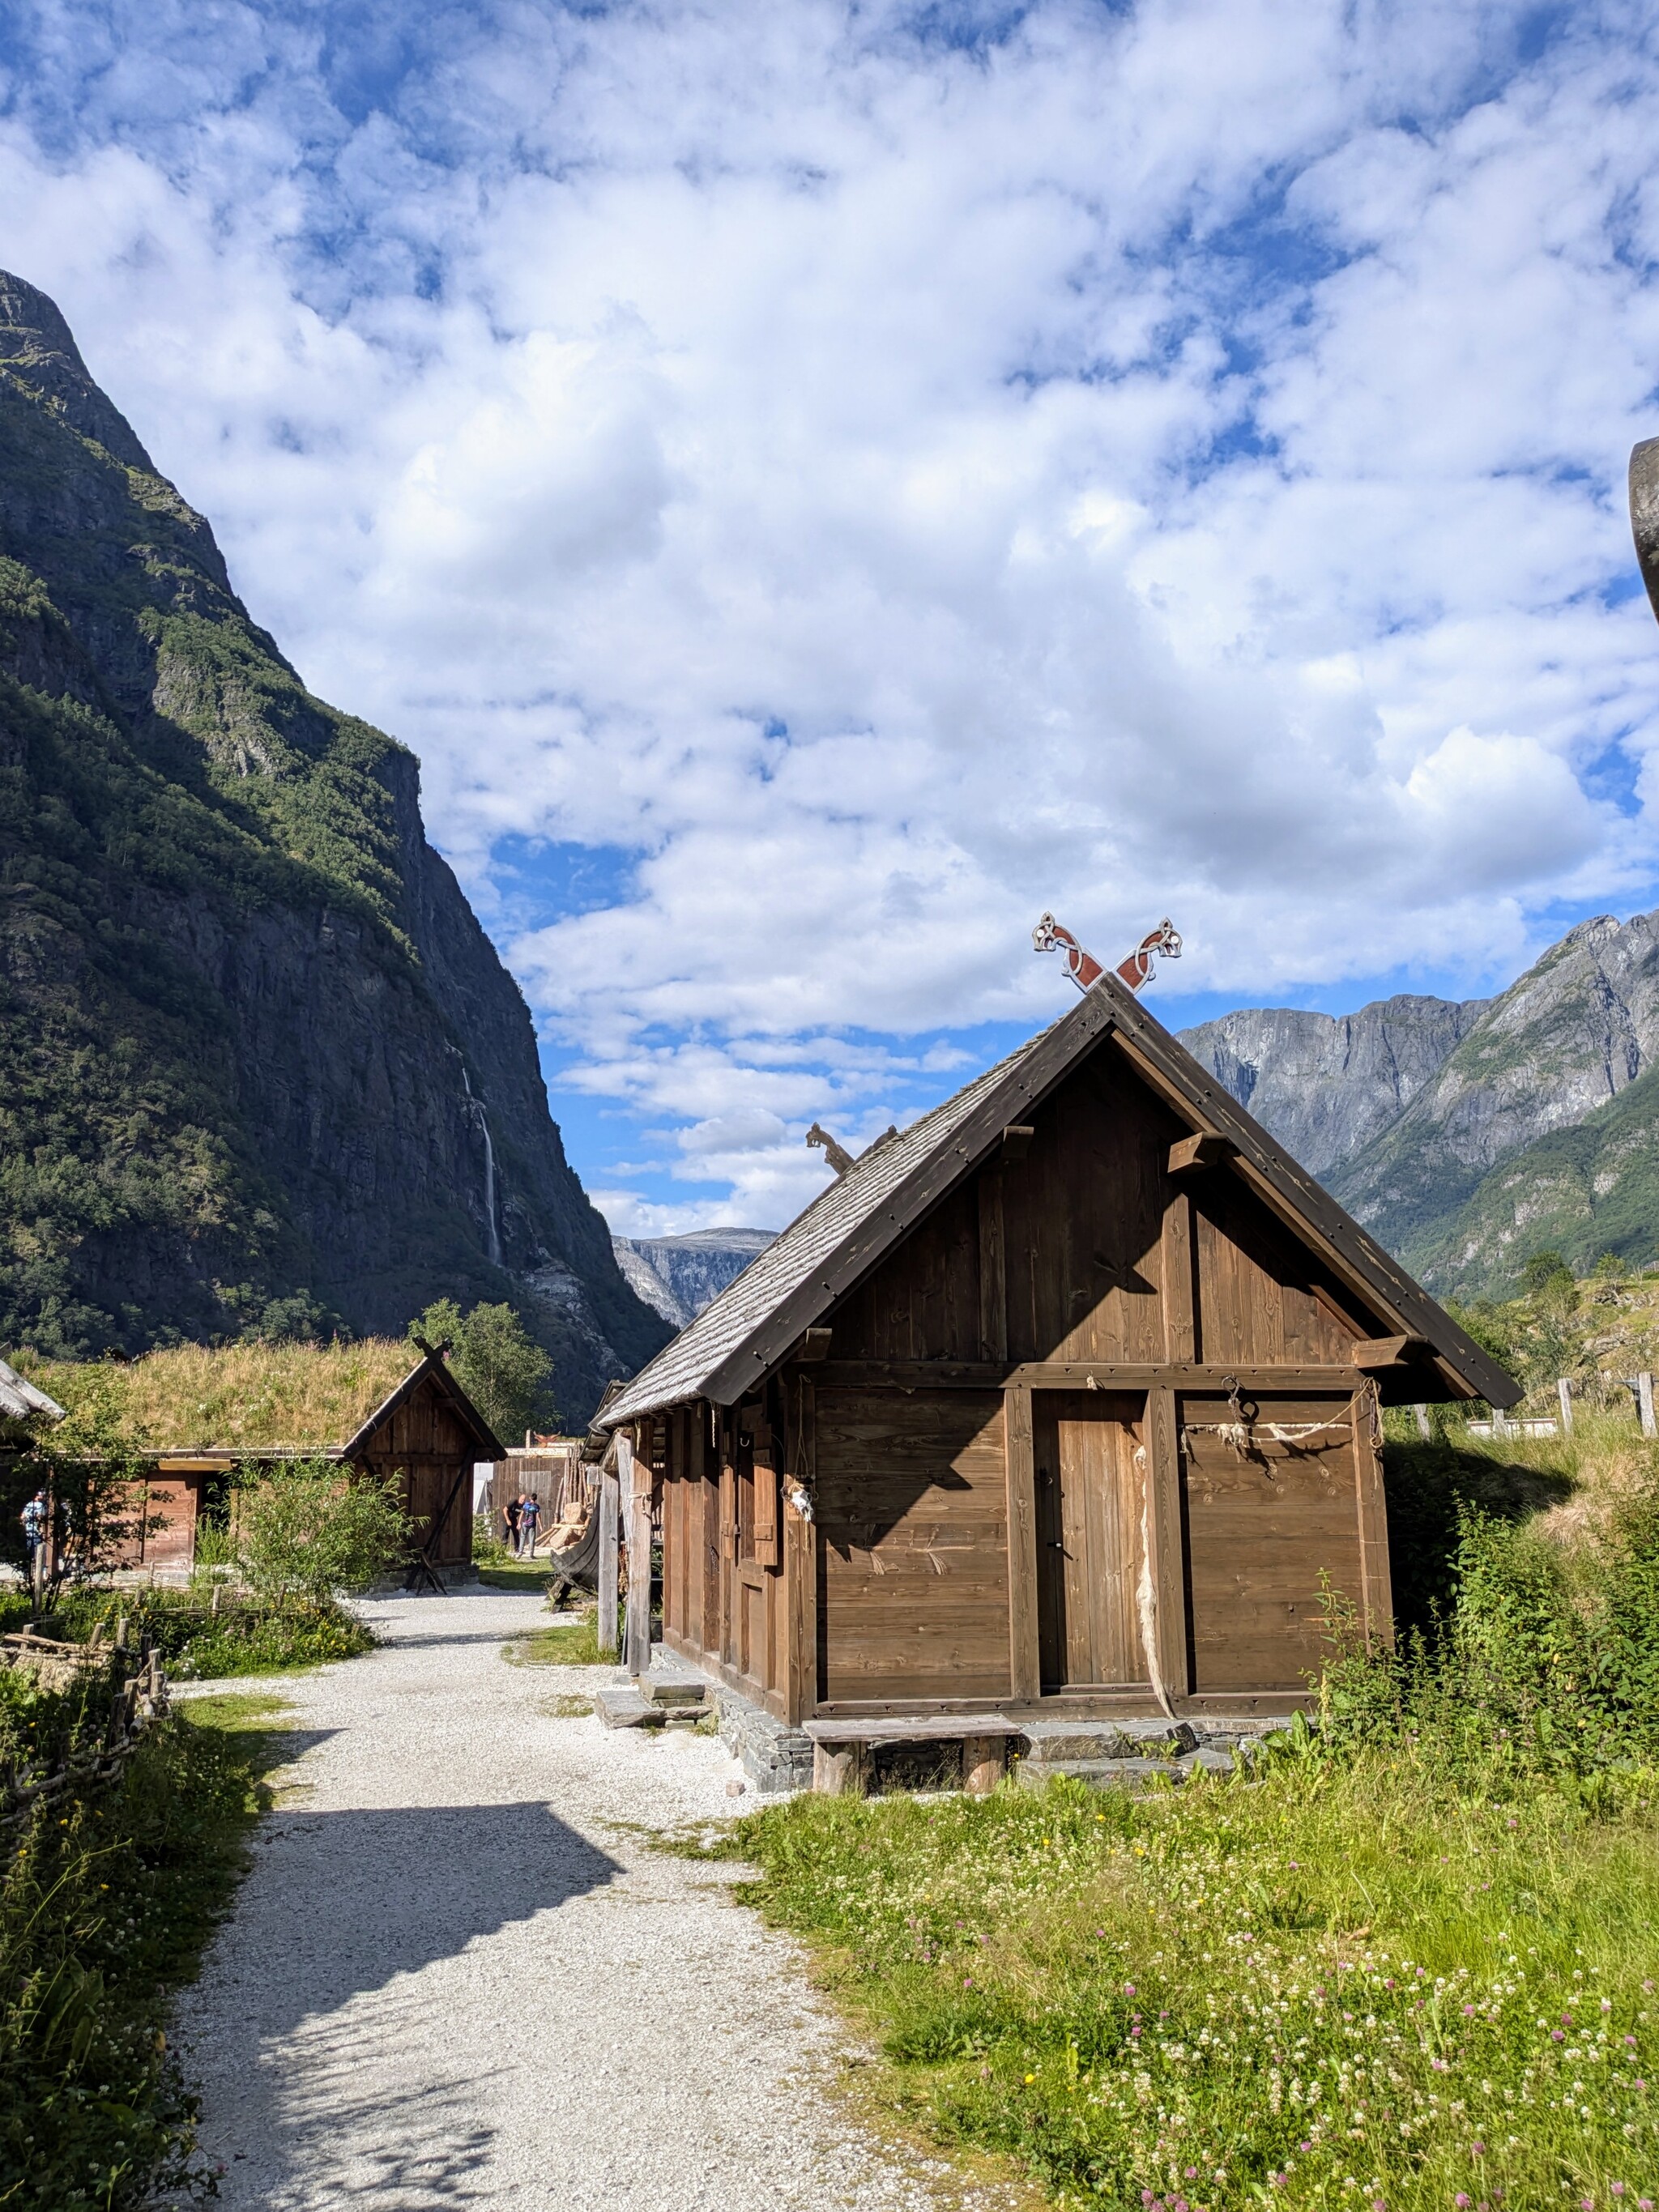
xmin=1180 ymin=911 xmax=1659 ymax=1295
xmin=0 ymin=271 xmax=669 ymax=1419
xmin=1179 ymin=995 xmax=1488 ymax=1178
xmin=612 ymin=1229 xmax=776 ymax=1328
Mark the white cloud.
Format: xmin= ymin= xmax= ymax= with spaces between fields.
xmin=5 ymin=1 xmax=1659 ymax=1229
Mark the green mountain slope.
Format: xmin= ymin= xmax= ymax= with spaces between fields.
xmin=1416 ymin=1063 xmax=1659 ymax=1296
xmin=0 ymin=271 xmax=668 ymax=1415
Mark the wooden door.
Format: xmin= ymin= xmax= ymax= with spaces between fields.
xmin=1180 ymin=1395 xmax=1364 ymax=1692
xmin=1034 ymin=1395 xmax=1148 ymax=1692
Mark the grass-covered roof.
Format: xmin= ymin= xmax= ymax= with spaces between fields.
xmin=11 ymin=1340 xmax=417 ymax=1449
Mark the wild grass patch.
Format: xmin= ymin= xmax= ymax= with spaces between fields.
xmin=725 ymin=1760 xmax=1658 ymax=2212
xmin=0 ymin=1698 xmax=285 ymax=2209
xmin=505 ymin=1613 xmax=616 ymax=1666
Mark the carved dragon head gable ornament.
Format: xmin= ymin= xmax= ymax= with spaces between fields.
xmin=1032 ymin=914 xmax=1182 ymax=994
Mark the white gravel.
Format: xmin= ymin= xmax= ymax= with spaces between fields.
xmin=173 ymin=1592 xmax=1025 ymax=2210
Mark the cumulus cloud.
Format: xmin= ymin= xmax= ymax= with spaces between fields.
xmin=4 ymin=0 xmax=1659 ymax=1230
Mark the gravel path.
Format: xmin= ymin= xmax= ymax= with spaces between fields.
xmin=173 ymin=1592 xmax=1025 ymax=2211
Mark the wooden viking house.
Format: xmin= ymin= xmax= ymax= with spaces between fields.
xmin=599 ymin=961 xmax=1519 ymax=1766
xmin=134 ymin=1344 xmax=504 ymax=1579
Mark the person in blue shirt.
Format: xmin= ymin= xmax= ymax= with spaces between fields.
xmin=518 ymin=1493 xmax=541 ymax=1557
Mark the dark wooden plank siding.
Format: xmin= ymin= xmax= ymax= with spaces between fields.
xmin=1179 ymin=1393 xmax=1363 ymax=1691
xmin=817 ymin=1387 xmax=1009 ymax=1703
xmin=357 ymin=1376 xmax=480 ymax=1563
xmin=1192 ymin=1184 xmax=1360 ymax=1369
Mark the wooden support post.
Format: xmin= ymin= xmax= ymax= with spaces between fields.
xmin=1557 ymin=1378 xmax=1574 ymax=1437
xmin=812 ymin=1740 xmax=867 ymax=1795
xmin=978 ymin=1172 xmax=1007 ymax=1363
xmin=1161 ymin=1188 xmax=1196 ymax=1363
xmin=783 ymin=1377 xmax=818 ymax=1726
xmin=1640 ymin=1372 xmax=1656 ymax=1439
xmin=598 ymin=1447 xmax=622 ymax=1658
xmin=1004 ymin=1385 xmax=1039 ymax=1701
xmin=962 ymin=1735 xmax=1004 ymax=1796
xmin=1413 ymin=1403 xmax=1431 ymax=1441
xmin=1351 ymin=1385 xmax=1394 ymax=1650
xmin=1143 ymin=1387 xmax=1189 ymax=1706
xmin=626 ymin=1437 xmax=653 ymax=1680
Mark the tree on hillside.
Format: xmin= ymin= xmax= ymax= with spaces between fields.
xmin=408 ymin=1300 xmax=557 ymax=1442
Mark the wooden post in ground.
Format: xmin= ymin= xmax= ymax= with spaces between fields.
xmin=598 ymin=1447 xmax=622 ymax=1658
xmin=626 ymin=1435 xmax=653 ymax=1681
xmin=962 ymin=1736 xmax=1004 ymax=1796
xmin=1640 ymin=1372 xmax=1656 ymax=1439
xmin=1412 ymin=1404 xmax=1431 ymax=1441
xmin=1558 ymin=1377 xmax=1574 ymax=1437
xmin=812 ymin=1740 xmax=867 ymax=1795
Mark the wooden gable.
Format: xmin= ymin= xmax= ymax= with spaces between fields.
xmin=827 ymin=1034 xmax=1384 ymax=1381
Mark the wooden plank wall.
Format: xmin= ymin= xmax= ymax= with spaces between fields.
xmin=813 ymin=1388 xmax=1009 ymax=1706
xmin=659 ymin=1392 xmax=791 ymax=1717
xmin=830 ymin=1040 xmax=1367 ymax=1370
xmin=358 ymin=1378 xmax=479 ymax=1564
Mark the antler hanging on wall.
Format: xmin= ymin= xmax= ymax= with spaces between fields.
xmin=1032 ymin=914 xmax=1182 ymax=994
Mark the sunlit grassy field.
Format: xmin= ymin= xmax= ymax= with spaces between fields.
xmin=723 ymin=1755 xmax=1657 ymax=2212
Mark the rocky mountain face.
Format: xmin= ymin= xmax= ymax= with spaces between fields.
xmin=0 ymin=271 xmax=669 ymax=1421
xmin=1179 ymin=911 xmax=1659 ymax=1296
xmin=1179 ymin=995 xmax=1489 ymax=1178
xmin=612 ymin=1229 xmax=775 ymax=1329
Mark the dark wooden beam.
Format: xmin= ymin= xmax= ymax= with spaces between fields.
xmin=1004 ymin=1386 xmax=1039 ymax=1703
xmin=810 ymin=1357 xmax=1410 ymax=1394
xmin=1350 ymin=1334 xmax=1431 ymax=1370
xmin=796 ymin=1326 xmax=833 ymax=1362
xmin=1001 ymin=1123 xmax=1035 ymax=1161
xmin=1167 ymin=1132 xmax=1235 ymax=1176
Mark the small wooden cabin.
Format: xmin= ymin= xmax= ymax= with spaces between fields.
xmin=600 ymin=970 xmax=1519 ymax=1735
xmin=126 ymin=1345 xmax=503 ymax=1578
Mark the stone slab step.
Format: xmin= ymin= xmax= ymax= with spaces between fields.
xmin=594 ymin=1685 xmax=664 ymax=1730
xmin=1018 ymin=1719 xmax=1199 ymax=1762
xmin=640 ymin=1676 xmax=707 ymax=1708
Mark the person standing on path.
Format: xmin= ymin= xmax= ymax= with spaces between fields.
xmin=502 ymin=1494 xmax=522 ymax=1556
xmin=518 ymin=1492 xmax=540 ymax=1557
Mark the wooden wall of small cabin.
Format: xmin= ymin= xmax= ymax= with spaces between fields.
xmin=813 ymin=1387 xmax=1009 ymax=1707
xmin=355 ymin=1377 xmax=480 ymax=1564
xmin=659 ymin=1396 xmax=790 ymax=1716
xmin=828 ymin=1036 xmax=1375 ymax=1370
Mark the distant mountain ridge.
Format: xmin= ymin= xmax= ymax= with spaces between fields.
xmin=612 ymin=1229 xmax=775 ymax=1328
xmin=0 ymin=271 xmax=669 ymax=1418
xmin=1179 ymin=910 xmax=1659 ymax=1296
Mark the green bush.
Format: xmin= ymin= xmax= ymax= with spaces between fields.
xmin=0 ymin=1702 xmax=269 ymax=2209
xmin=41 ymin=1588 xmax=376 ymax=1680
xmin=232 ymin=1455 xmax=408 ymax=1602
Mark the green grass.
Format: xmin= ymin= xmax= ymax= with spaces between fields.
xmin=476 ymin=1560 xmax=555 ymax=1592
xmin=714 ymin=1758 xmax=1659 ymax=2212
xmin=0 ymin=1693 xmax=290 ymax=2209
xmin=6 ymin=1587 xmax=379 ymax=1679
xmin=504 ymin=1613 xmax=616 ymax=1666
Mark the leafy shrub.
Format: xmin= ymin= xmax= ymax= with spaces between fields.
xmin=44 ymin=1588 xmax=376 ymax=1680
xmin=0 ymin=1703 xmax=268 ymax=2209
xmin=232 ymin=1455 xmax=408 ymax=1601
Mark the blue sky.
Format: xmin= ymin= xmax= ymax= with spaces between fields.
xmin=6 ymin=1 xmax=1659 ymax=1231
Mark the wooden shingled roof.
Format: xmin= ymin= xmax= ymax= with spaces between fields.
xmin=600 ymin=970 xmax=1521 ymax=1425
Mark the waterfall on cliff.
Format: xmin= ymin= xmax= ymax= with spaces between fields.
xmin=461 ymin=1068 xmax=503 ymax=1267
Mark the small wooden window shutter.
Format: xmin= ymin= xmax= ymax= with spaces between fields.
xmin=752 ymin=1419 xmax=780 ymax=1569
xmin=719 ymin=1413 xmax=739 ymax=1559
